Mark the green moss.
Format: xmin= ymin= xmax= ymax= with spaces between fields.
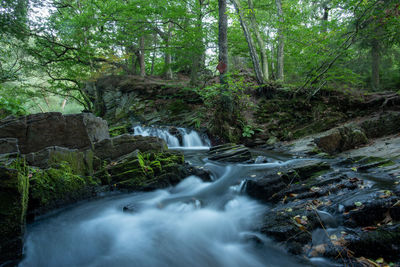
xmin=48 ymin=149 xmax=90 ymax=176
xmin=0 ymin=159 xmax=29 ymax=262
xmin=29 ymin=162 xmax=87 ymax=209
xmin=96 ymin=150 xmax=185 ymax=191
xmin=109 ymin=125 xmax=129 ymax=137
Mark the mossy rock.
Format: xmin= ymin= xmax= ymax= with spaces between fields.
xmin=109 ymin=124 xmax=130 ymax=137
xmin=0 ymin=159 xmax=29 ymax=264
xmin=28 ymin=162 xmax=94 ymax=216
xmin=96 ymin=150 xmax=186 ymax=191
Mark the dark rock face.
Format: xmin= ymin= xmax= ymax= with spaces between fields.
xmin=0 ymin=164 xmax=29 ymax=265
xmin=208 ymin=143 xmax=251 ymax=162
xmin=0 ymin=138 xmax=19 ymax=155
xmin=245 ymin=161 xmax=331 ymax=203
xmin=0 ymin=113 xmax=109 ymax=154
xmin=93 ymin=134 xmax=167 ymax=161
xmin=24 ymin=146 xmax=93 ymax=176
xmin=360 ymin=112 xmax=400 ymax=138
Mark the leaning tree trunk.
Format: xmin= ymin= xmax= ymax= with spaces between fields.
xmin=248 ymin=0 xmax=269 ymax=81
xmin=218 ymin=0 xmax=228 ymax=84
xmin=371 ymin=38 xmax=380 ymax=90
xmin=232 ymin=0 xmax=263 ymax=84
xmin=275 ymin=0 xmax=284 ymax=81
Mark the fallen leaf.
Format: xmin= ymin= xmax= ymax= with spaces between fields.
xmin=354 ymin=201 xmax=363 ymax=207
xmin=282 ymin=195 xmax=287 ymax=204
xmin=309 ymin=244 xmax=326 ymax=257
xmin=362 ymin=226 xmax=378 ymax=231
xmin=310 ymin=186 xmax=320 ymax=192
xmin=349 ymin=177 xmax=360 ymax=183
xmin=351 ymin=167 xmax=358 ymax=172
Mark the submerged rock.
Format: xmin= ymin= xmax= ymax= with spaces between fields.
xmin=208 ymin=143 xmax=251 ymax=162
xmin=0 ymin=161 xmax=29 ymax=265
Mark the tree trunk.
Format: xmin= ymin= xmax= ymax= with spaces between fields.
xmin=190 ymin=0 xmax=205 ymax=85
xmin=371 ymin=38 xmax=380 ymax=90
xmin=218 ymin=0 xmax=228 ymax=84
xmin=139 ymin=35 xmax=146 ymax=77
xmin=164 ymin=22 xmax=173 ymax=80
xmin=232 ymin=0 xmax=263 ymax=84
xmin=321 ymin=6 xmax=329 ymax=33
xmin=248 ymin=0 xmax=269 ymax=81
xmin=275 ymin=0 xmax=284 ymax=81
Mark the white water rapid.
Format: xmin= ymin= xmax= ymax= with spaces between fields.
xmin=19 ymin=149 xmax=316 ymax=267
xmin=133 ymin=126 xmax=210 ymax=149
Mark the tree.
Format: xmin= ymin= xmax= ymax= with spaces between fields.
xmin=231 ymin=0 xmax=264 ymax=84
xmin=218 ymin=0 xmax=228 ymax=84
xmin=275 ymin=0 xmax=284 ymax=81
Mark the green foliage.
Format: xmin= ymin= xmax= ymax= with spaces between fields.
xmin=0 ymin=91 xmax=27 ymax=119
xmin=242 ymin=124 xmax=255 ymax=138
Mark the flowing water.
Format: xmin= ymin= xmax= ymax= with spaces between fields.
xmin=133 ymin=125 xmax=210 ymax=149
xmin=20 ymin=128 xmax=315 ymax=267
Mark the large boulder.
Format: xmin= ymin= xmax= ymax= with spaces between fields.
xmin=28 ymin=163 xmax=96 ymax=217
xmin=24 ymin=146 xmax=93 ymax=176
xmin=0 ymin=162 xmax=29 ymax=265
xmin=314 ymin=126 xmax=368 ymax=154
xmin=96 ymin=149 xmax=186 ymax=191
xmin=93 ymin=134 xmax=167 ymax=161
xmin=0 ymin=112 xmax=109 ymax=154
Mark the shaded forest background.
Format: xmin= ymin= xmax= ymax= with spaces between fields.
xmin=1 ymin=0 xmax=399 ymax=117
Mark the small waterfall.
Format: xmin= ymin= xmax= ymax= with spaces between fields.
xmin=133 ymin=126 xmax=210 ymax=149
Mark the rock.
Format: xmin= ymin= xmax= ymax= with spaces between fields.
xmin=24 ymin=146 xmax=93 ymax=176
xmin=96 ymin=149 xmax=186 ymax=191
xmin=93 ymin=134 xmax=167 ymax=161
xmin=0 ymin=138 xmax=19 ymax=155
xmin=0 ymin=113 xmax=109 ymax=154
xmin=168 ymin=127 xmax=183 ymax=145
xmin=343 ymin=197 xmax=400 ymax=227
xmin=245 ymin=161 xmax=332 ymax=203
xmin=346 ymin=224 xmax=400 ymax=261
xmin=314 ymin=126 xmax=368 ymax=154
xmin=360 ymin=112 xmax=400 ymax=138
xmin=0 ymin=162 xmax=29 ymax=265
xmin=260 ymin=207 xmax=319 ymax=251
xmin=28 ymin=163 xmax=96 ymax=217
xmin=208 ymin=143 xmax=251 ymax=162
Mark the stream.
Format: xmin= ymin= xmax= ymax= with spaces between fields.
xmin=20 ymin=127 xmax=332 ymax=267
